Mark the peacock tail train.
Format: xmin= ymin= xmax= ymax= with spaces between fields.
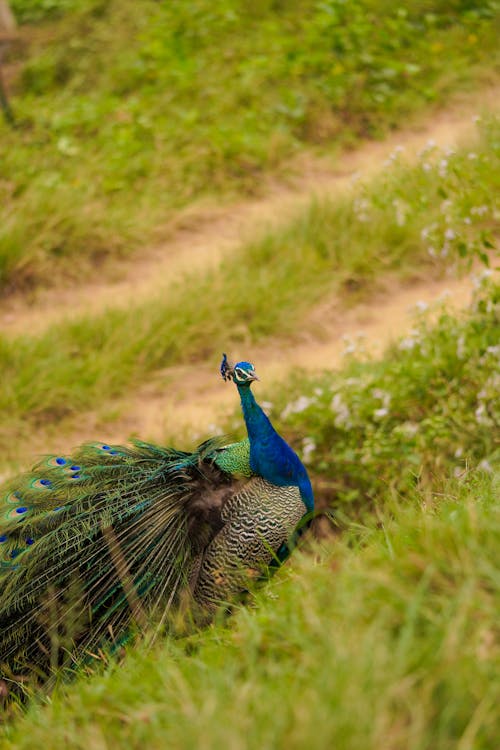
xmin=0 ymin=439 xmax=306 ymax=687
xmin=0 ymin=355 xmax=312 ymax=695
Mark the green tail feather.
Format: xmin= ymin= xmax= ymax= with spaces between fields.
xmin=0 ymin=436 xmax=249 ymax=689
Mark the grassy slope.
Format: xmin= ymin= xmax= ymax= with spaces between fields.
xmin=1 ymin=270 xmax=498 ymax=746
xmin=1 ymin=0 xmax=499 ymax=291
xmin=2 ymin=472 xmax=498 ymax=749
xmin=268 ymin=281 xmax=500 ymax=512
xmin=0 ymin=119 xmax=497 ymax=465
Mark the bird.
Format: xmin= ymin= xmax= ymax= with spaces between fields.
xmin=0 ymin=354 xmax=313 ymax=695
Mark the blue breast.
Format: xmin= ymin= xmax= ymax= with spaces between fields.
xmin=237 ymin=385 xmax=314 ymax=512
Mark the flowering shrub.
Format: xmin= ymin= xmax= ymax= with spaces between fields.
xmin=350 ymin=119 xmax=499 ymax=272
xmin=269 ymin=278 xmax=499 ymax=511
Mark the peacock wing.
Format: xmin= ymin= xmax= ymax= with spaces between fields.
xmin=192 ymin=477 xmax=307 ymax=609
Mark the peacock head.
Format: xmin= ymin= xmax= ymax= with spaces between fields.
xmin=220 ymin=353 xmax=259 ymax=386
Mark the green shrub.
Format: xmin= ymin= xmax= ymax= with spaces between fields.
xmin=266 ymin=277 xmax=499 ymax=511
xmin=10 ymin=0 xmax=88 ymax=24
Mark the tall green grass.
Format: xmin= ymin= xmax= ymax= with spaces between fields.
xmin=1 ymin=259 xmax=498 ymax=744
xmin=1 ymin=0 xmax=499 ymax=291
xmin=2 ymin=471 xmax=498 ymax=748
xmin=0 ymin=120 xmax=497 ymax=463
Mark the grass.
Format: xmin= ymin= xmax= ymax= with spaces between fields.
xmin=1 ymin=260 xmax=498 ymax=746
xmin=0 ymin=118 xmax=497 ymax=465
xmin=1 ymin=0 xmax=499 ymax=291
xmin=1 ymin=470 xmax=498 ymax=748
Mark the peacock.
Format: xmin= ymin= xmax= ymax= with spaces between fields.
xmin=0 ymin=354 xmax=314 ymax=695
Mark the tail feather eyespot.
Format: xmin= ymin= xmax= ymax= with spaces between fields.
xmin=45 ymin=457 xmax=68 ymax=468
xmin=3 ymin=505 xmax=31 ymax=522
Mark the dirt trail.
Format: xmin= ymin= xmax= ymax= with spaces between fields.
xmin=105 ymin=273 xmax=476 ymax=445
xmin=2 ymin=84 xmax=498 ymax=467
xmin=18 ymin=270 xmax=477 ymax=469
xmin=1 ymin=83 xmax=498 ymax=338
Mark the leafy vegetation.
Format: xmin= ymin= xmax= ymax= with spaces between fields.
xmin=10 ymin=0 xmax=84 ymax=23
xmin=1 ymin=191 xmax=498 ymax=744
xmin=1 ymin=0 xmax=499 ymax=291
xmin=0 ymin=118 xmax=497 ymax=465
xmin=270 ymin=277 xmax=499 ymax=512
xmin=2 ymin=469 xmax=498 ymax=747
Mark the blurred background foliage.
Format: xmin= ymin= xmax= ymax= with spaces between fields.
xmin=1 ymin=0 xmax=498 ymax=291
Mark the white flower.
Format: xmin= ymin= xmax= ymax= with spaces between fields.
xmin=438 ymin=159 xmax=448 ymax=177
xmin=342 ymin=343 xmax=357 ymax=355
xmin=478 ymin=459 xmax=493 ymax=473
xmin=399 ymin=337 xmax=417 ymax=351
xmin=470 ymin=205 xmax=488 ymax=216
xmin=392 ymin=199 xmax=407 ymax=226
xmin=400 ymin=422 xmax=419 ymax=437
xmin=471 ymin=269 xmax=493 ymax=289
xmin=456 ymin=335 xmax=466 ymax=359
xmin=444 ymin=228 xmax=456 ymax=241
xmin=454 ymin=447 xmax=463 ymax=458
xmin=415 ymin=300 xmax=428 ymax=312
xmin=373 ymin=407 xmax=389 ymax=420
xmin=422 ymin=162 xmax=432 ymax=172
xmin=464 ymin=217 xmax=471 ymax=225
xmin=280 ymin=395 xmax=314 ymax=419
xmin=468 ymin=152 xmax=478 ymax=160
xmin=330 ymin=393 xmax=352 ymax=428
xmin=386 ymin=145 xmax=405 ymax=164
xmin=440 ymin=199 xmax=452 ymax=214
xmin=302 ymin=437 xmax=316 ymax=464
xmin=354 ymin=197 xmax=371 ymax=223
xmin=474 ymin=403 xmax=491 ymax=426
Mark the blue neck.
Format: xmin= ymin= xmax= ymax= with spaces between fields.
xmin=237 ymin=384 xmax=314 ymax=512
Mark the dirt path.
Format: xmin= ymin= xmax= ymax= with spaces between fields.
xmin=1 ymin=84 xmax=498 ymax=469
xmin=14 ymin=269 xmax=477 ymax=472
xmin=1 ymin=83 xmax=498 ymax=338
xmin=106 ymin=273 xmax=476 ymax=445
